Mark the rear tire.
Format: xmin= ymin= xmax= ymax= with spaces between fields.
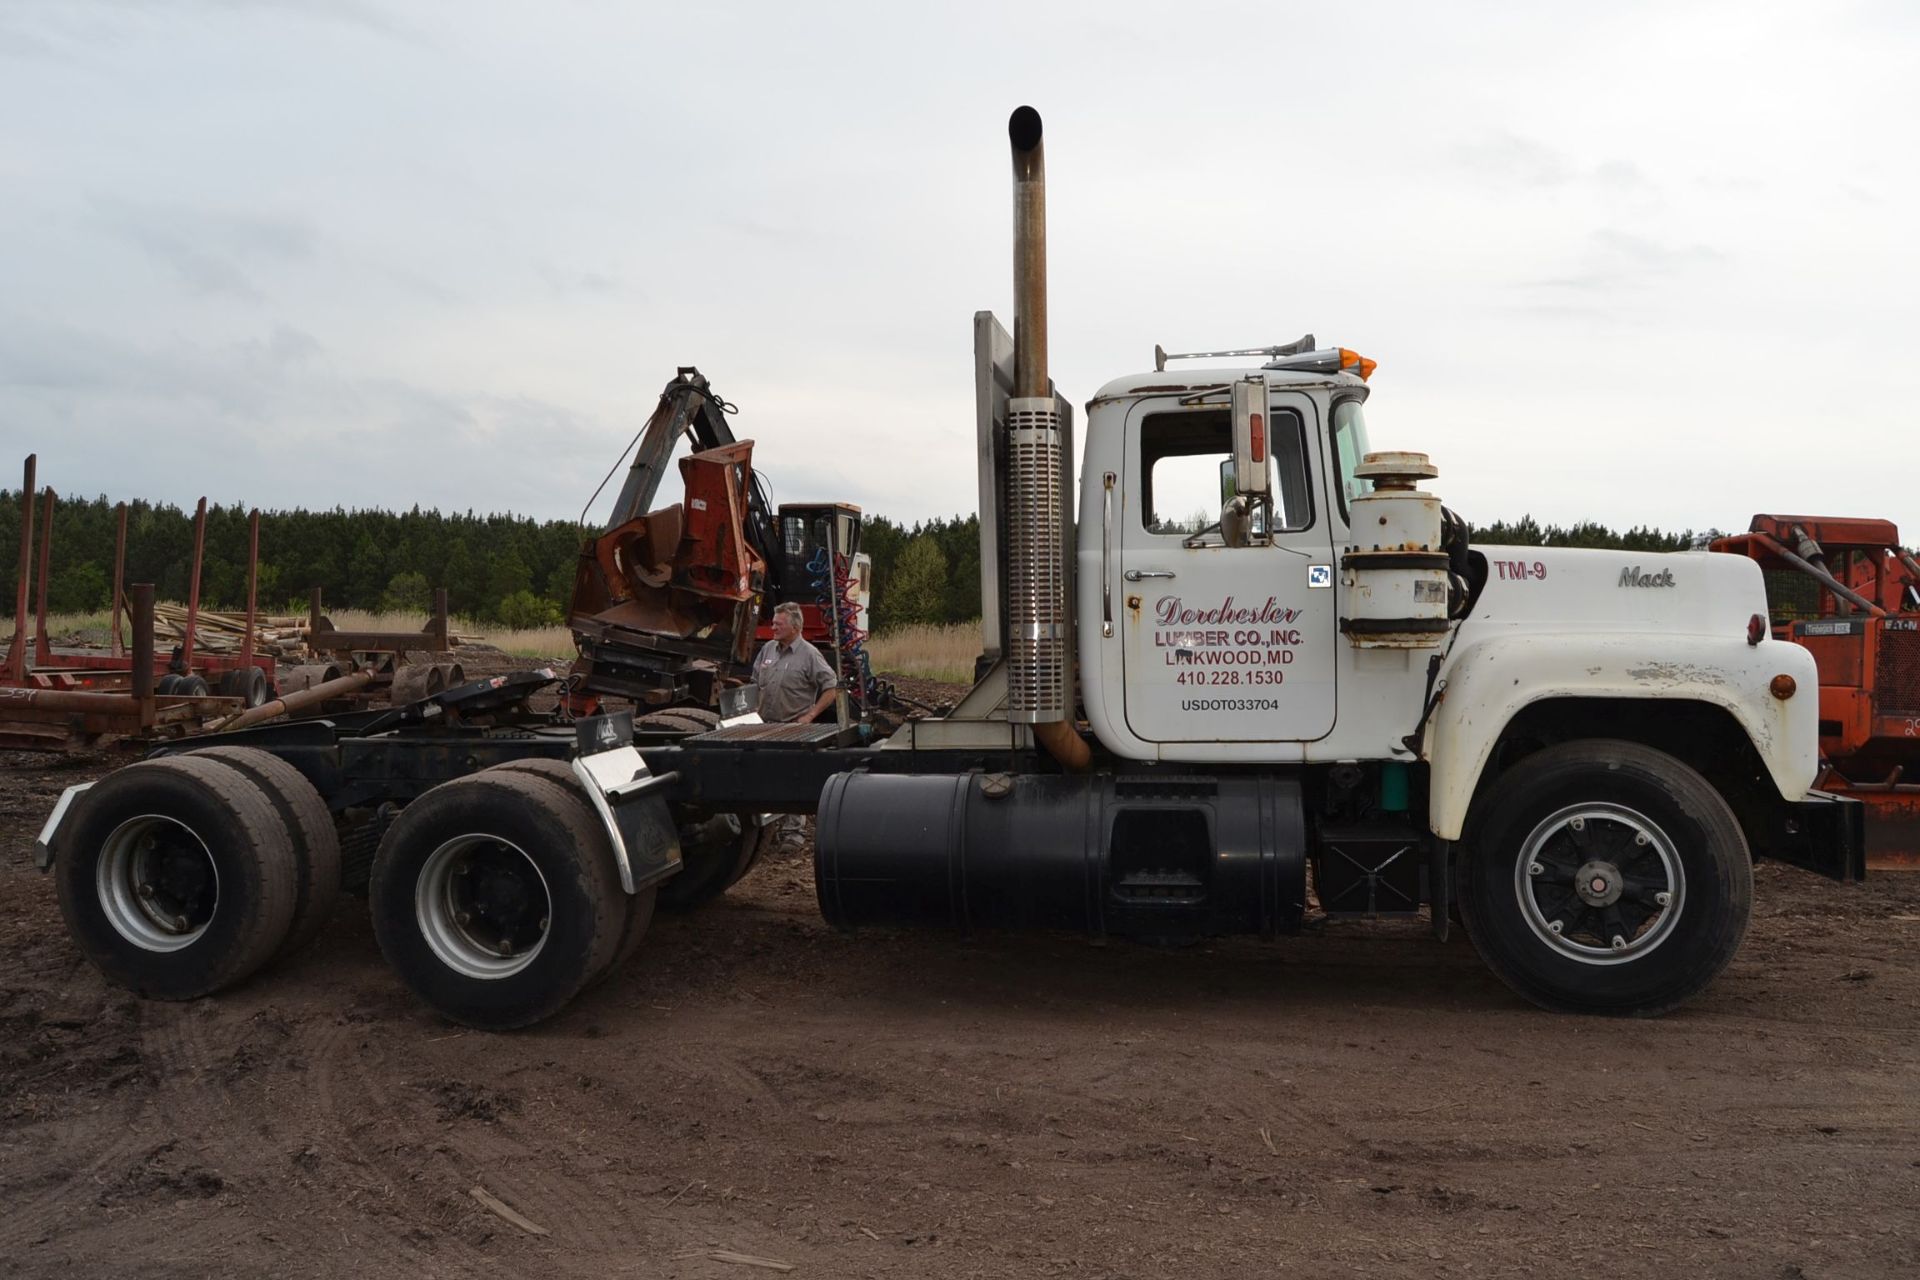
xmin=634 ymin=708 xmax=758 ymax=914
xmin=485 ymin=758 xmax=657 ymax=985
xmin=655 ymin=812 xmax=768 ymax=913
xmin=185 ymin=746 xmax=343 ymax=959
xmin=369 ymin=772 xmax=625 ymax=1029
xmin=53 ymin=756 xmax=299 ymax=1000
xmin=1457 ymin=739 xmax=1752 ymax=1016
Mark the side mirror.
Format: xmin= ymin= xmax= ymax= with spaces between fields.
xmin=1220 ymin=494 xmax=1253 ymax=548
xmin=1231 ymin=376 xmax=1271 ymax=498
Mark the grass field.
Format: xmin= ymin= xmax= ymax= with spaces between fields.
xmin=866 ymin=621 xmax=979 ymax=684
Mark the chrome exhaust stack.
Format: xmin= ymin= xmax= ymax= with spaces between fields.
xmin=1003 ymin=107 xmax=1086 ymax=769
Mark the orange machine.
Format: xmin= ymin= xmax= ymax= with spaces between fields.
xmin=1712 ymin=515 xmax=1920 ymax=868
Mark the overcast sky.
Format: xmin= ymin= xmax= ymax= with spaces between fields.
xmin=2 ymin=0 xmax=1915 ymax=541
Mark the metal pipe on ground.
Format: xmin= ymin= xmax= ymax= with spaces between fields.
xmin=0 ymin=688 xmax=147 ymax=715
xmin=213 ymin=670 xmax=376 ymax=732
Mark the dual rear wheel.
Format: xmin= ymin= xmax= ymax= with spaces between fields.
xmin=53 ymin=749 xmax=343 ymax=1000
xmin=368 ymin=764 xmax=657 ymax=1029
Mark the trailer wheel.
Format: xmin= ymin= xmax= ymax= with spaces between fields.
xmin=1457 ymin=739 xmax=1752 ymax=1017
xmin=186 ymin=746 xmax=343 ymax=958
xmin=485 ymin=758 xmax=657 ymax=985
xmin=53 ymin=756 xmax=299 ymax=1000
xmin=217 ymin=668 xmax=270 ymax=708
xmin=175 ymin=674 xmax=211 ymax=697
xmin=369 ymin=772 xmax=624 ymax=1029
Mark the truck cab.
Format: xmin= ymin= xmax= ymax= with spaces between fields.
xmin=1077 ymin=358 xmax=1383 ymax=758
xmin=1073 ymin=349 xmax=1839 ymax=864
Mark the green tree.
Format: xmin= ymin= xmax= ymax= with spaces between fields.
xmin=885 ymin=535 xmax=949 ymax=629
xmin=48 ymin=563 xmax=110 ymax=613
xmin=496 ymin=589 xmax=563 ymax=629
xmin=379 ymin=571 xmax=431 ymax=615
xmin=485 ymin=548 xmax=532 ymax=608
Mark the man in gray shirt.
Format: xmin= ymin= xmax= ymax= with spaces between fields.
xmin=751 ymin=602 xmax=840 ymax=723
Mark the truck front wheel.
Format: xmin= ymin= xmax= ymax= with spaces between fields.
xmin=1457 ymin=739 xmax=1752 ymax=1016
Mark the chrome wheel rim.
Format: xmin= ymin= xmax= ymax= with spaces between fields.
xmin=1514 ymin=802 xmax=1684 ymax=966
xmin=96 ymin=815 xmax=220 ymax=952
xmin=415 ymin=835 xmax=550 ymax=980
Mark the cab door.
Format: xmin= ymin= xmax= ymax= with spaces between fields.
xmin=1117 ymin=389 xmax=1337 ymax=743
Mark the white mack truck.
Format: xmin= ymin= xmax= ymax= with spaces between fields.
xmin=33 ymin=106 xmax=1861 ymax=1029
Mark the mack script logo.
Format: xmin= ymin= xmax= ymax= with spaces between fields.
xmin=1618 ymin=566 xmax=1676 ymax=588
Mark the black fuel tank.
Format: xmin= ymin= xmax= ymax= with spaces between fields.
xmin=814 ymin=771 xmax=1307 ymax=941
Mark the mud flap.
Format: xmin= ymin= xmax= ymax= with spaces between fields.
xmin=1774 ymin=791 xmax=1867 ymax=884
xmin=571 ymin=712 xmax=683 ymax=894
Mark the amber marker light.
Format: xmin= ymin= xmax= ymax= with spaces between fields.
xmin=1770 ymin=674 xmax=1797 ymax=699
xmin=1338 ymin=349 xmax=1378 ymax=381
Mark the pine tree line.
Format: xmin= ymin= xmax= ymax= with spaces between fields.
xmin=1472 ymin=515 xmax=1696 ymax=553
xmin=0 ymin=491 xmax=582 ymax=626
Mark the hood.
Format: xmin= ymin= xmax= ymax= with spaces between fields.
xmin=1462 ymin=547 xmax=1765 ymax=639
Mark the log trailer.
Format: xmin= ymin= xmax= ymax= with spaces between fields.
xmin=33 ymin=108 xmax=1863 ymax=1030
xmin=1710 ymin=515 xmax=1920 ymax=869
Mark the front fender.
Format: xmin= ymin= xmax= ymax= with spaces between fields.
xmin=1424 ymin=632 xmax=1819 ymax=840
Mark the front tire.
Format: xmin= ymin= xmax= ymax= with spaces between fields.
xmin=1457 ymin=739 xmax=1752 ymax=1017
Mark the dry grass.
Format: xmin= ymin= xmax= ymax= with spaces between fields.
xmin=1 ymin=610 xmax=114 ymax=646
xmin=2 ymin=607 xmax=577 ymax=660
xmin=324 ymin=608 xmax=575 ymax=659
xmin=866 ymin=622 xmax=981 ymax=684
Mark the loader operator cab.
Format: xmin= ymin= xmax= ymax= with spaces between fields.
xmin=763 ymin=502 xmax=870 ymax=646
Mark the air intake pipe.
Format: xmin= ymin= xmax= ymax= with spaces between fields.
xmin=1007 ymin=105 xmax=1090 ymax=771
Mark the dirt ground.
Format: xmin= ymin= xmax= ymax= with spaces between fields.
xmin=3 ymin=702 xmax=1918 ymax=1278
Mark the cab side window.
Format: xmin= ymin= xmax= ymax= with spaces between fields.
xmin=1139 ymin=406 xmax=1312 ymax=538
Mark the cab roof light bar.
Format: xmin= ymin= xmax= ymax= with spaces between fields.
xmin=1153 ymin=335 xmax=1315 ymax=371
xmin=1151 ymin=336 xmax=1377 ymax=382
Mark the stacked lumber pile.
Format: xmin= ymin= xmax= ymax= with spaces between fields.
xmin=150 ymin=603 xmax=309 ymax=657
xmin=144 ymin=602 xmax=486 ymax=658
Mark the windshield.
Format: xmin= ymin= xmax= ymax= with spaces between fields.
xmin=1331 ymin=398 xmax=1374 ymax=518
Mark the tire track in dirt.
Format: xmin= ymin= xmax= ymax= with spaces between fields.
xmin=304 ymin=1003 xmax=686 ymax=1270
xmin=0 ymin=987 xmax=159 ymax=1258
xmin=302 ymin=1011 xmax=500 ymax=1271
xmin=92 ymin=998 xmax=289 ymax=1269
